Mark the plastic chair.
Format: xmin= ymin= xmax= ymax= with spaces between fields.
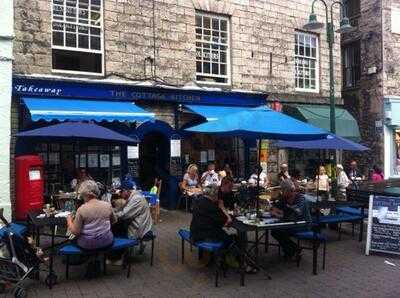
xmin=293 ymin=230 xmax=327 ymax=270
xmin=140 ymin=230 xmax=156 ymax=266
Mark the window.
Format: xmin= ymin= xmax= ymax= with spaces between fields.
xmin=51 ymin=0 xmax=103 ymax=74
xmin=343 ymin=0 xmax=361 ymax=18
xmin=195 ymin=12 xmax=230 ymax=84
xmin=342 ymin=41 xmax=361 ymax=88
xmin=295 ymin=32 xmax=319 ymax=92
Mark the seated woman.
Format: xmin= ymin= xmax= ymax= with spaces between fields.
xmin=181 ymin=164 xmax=202 ymax=196
xmin=67 ymin=180 xmax=116 ymax=250
xmin=248 ymin=165 xmax=269 ymax=188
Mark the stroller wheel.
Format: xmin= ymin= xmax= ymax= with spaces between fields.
xmin=45 ymin=273 xmax=58 ymax=287
xmin=13 ymin=286 xmax=26 ymax=298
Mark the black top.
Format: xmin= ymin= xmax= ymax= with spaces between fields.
xmin=190 ymin=196 xmax=227 ymax=243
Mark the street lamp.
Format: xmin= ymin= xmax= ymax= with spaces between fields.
xmin=303 ymin=0 xmax=353 ymax=137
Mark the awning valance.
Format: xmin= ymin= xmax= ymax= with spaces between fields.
xmin=284 ymin=104 xmax=361 ymax=141
xmin=22 ymin=97 xmax=155 ymax=122
xmin=185 ymin=104 xmax=269 ymax=121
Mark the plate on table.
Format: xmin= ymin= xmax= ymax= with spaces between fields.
xmin=261 ymin=212 xmax=271 ymax=218
xmin=236 ymin=216 xmax=247 ymax=221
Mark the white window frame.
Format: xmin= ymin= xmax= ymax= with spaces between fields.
xmin=51 ymin=0 xmax=104 ymax=76
xmin=295 ymin=32 xmax=319 ymax=93
xmin=195 ymin=11 xmax=231 ymax=86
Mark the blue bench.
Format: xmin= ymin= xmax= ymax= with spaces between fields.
xmin=313 ymin=213 xmax=364 ymax=240
xmin=177 ymin=229 xmax=225 ymax=287
xmin=0 ymin=223 xmax=27 ymax=238
xmin=336 ymin=206 xmax=367 ymax=217
xmin=293 ymin=231 xmax=327 ymax=271
xmin=59 ymin=237 xmax=139 ymax=279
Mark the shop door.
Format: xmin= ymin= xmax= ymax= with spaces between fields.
xmin=139 ymin=132 xmax=170 ymax=190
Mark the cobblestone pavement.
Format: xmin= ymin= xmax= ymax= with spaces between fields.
xmin=14 ymin=210 xmax=400 ymax=298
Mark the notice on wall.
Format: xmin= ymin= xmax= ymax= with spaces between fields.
xmin=48 ymin=152 xmax=60 ymax=165
xmin=170 ymin=139 xmax=181 ymax=157
xmin=99 ymin=154 xmax=110 ymax=168
xmin=127 ymin=145 xmax=139 ymax=159
xmin=88 ymin=153 xmax=98 ymax=168
xmin=170 ymin=157 xmax=183 ymax=177
xmin=200 ymin=151 xmax=207 ymax=163
xmin=366 ymin=195 xmax=400 ymax=256
xmin=207 ymin=149 xmax=215 ymax=161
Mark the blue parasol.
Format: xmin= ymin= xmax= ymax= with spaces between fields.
xmin=16 ymin=122 xmax=138 ymax=144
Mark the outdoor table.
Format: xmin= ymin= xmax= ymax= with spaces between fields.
xmin=27 ymin=210 xmax=69 ymax=289
xmin=231 ymin=218 xmax=312 ymax=286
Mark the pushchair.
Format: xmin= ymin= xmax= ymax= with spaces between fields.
xmin=0 ymin=211 xmax=46 ymax=298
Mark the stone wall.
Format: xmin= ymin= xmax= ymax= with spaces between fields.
xmin=13 ymin=0 xmax=342 ymax=102
xmin=342 ymin=0 xmax=384 ymax=173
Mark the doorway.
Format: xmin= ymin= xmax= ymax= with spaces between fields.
xmin=139 ymin=132 xmax=170 ymax=190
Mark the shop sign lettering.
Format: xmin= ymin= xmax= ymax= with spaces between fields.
xmin=14 ymin=84 xmax=62 ymax=96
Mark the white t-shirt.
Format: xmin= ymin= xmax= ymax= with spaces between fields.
xmin=201 ymin=171 xmax=220 ymax=187
xmin=248 ymin=172 xmax=268 ymax=187
xmin=316 ymin=174 xmax=330 ymax=191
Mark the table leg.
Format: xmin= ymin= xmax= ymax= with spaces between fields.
xmin=255 ymin=229 xmax=259 ymax=264
xmin=45 ymin=225 xmax=58 ymax=289
xmin=36 ymin=227 xmax=40 ymax=247
xmin=238 ymin=231 xmax=246 ymax=287
xmin=359 ymin=207 xmax=364 ymax=242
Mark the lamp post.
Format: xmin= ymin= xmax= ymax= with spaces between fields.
xmin=303 ymin=0 xmax=352 ymax=138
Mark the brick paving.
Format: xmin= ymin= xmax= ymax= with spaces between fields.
xmin=15 ymin=210 xmax=400 ymax=298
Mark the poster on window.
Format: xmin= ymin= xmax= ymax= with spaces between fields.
xmin=200 ymin=151 xmax=207 ymax=163
xmin=207 ymin=149 xmax=215 ymax=161
xmin=127 ymin=145 xmax=139 ymax=159
xmin=366 ymin=195 xmax=400 ymax=256
xmin=99 ymin=154 xmax=110 ymax=168
xmin=170 ymin=139 xmax=181 ymax=157
xmin=48 ymin=152 xmax=60 ymax=165
xmin=88 ymin=153 xmax=98 ymax=168
xmin=79 ymin=154 xmax=86 ymax=168
xmin=112 ymin=154 xmax=121 ymax=166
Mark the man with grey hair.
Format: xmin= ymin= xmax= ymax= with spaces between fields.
xmin=67 ymin=180 xmax=116 ymax=250
xmin=270 ymin=179 xmax=311 ymax=260
xmin=190 ymin=184 xmax=232 ymax=245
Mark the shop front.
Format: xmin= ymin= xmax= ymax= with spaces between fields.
xmin=283 ymin=104 xmax=361 ymax=178
xmin=384 ymin=97 xmax=400 ymax=178
xmin=12 ymin=75 xmax=268 ymax=208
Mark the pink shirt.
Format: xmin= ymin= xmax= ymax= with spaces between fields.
xmin=372 ymin=173 xmax=384 ymax=182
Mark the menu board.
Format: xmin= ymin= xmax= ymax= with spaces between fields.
xmin=366 ymin=195 xmax=400 ymax=255
xmin=128 ymin=159 xmax=139 ymax=178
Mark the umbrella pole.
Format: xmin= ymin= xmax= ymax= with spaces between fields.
xmin=256 ymin=139 xmax=261 ymax=217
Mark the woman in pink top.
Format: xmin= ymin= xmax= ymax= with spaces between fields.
xmin=371 ymin=166 xmax=384 ymax=182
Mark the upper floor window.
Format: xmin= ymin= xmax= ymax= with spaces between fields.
xmin=343 ymin=0 xmax=361 ymax=18
xmin=295 ymin=32 xmax=319 ymax=92
xmin=52 ymin=0 xmax=103 ymax=74
xmin=195 ymin=12 xmax=230 ymax=85
xmin=342 ymin=41 xmax=361 ymax=88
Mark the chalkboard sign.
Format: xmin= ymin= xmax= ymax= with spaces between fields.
xmin=170 ymin=157 xmax=182 ymax=178
xmin=366 ymin=195 xmax=400 ymax=255
xmin=128 ymin=159 xmax=139 ymax=178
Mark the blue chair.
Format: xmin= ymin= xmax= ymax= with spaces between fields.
xmin=59 ymin=237 xmax=139 ymax=279
xmin=177 ymin=229 xmax=225 ymax=287
xmin=0 ymin=223 xmax=27 ymax=238
xmin=336 ymin=206 xmax=367 ymax=217
xmin=293 ymin=231 xmax=327 ymax=270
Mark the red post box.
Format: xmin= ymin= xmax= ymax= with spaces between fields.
xmin=15 ymin=155 xmax=45 ymax=220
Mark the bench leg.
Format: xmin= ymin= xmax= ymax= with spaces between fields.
xmin=103 ymin=254 xmax=107 ymax=275
xmin=151 ymin=238 xmax=154 ymax=266
xmin=352 ymin=223 xmax=355 ymax=237
xmin=296 ymin=239 xmax=301 ymax=268
xmin=338 ymin=223 xmax=342 ymax=241
xmin=181 ymin=239 xmax=185 ymax=264
xmin=66 ymin=256 xmax=69 ymax=280
xmin=198 ymin=248 xmax=203 ymax=260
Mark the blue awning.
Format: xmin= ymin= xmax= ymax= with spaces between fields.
xmin=185 ymin=105 xmax=269 ymax=121
xmin=22 ymin=97 xmax=154 ymax=122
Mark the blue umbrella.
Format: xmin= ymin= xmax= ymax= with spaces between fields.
xmin=17 ymin=122 xmax=138 ymax=144
xmin=275 ymin=134 xmax=369 ymax=151
xmin=186 ymin=108 xmax=328 ymax=141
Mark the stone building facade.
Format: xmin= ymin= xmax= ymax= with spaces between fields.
xmin=10 ymin=0 xmax=348 ymax=212
xmin=342 ymin=0 xmax=400 ymax=177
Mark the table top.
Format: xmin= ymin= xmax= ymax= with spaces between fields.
xmin=28 ymin=210 xmax=68 ymax=227
xmin=231 ymin=217 xmax=309 ymax=232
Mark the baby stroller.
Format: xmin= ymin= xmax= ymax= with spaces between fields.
xmin=0 ymin=211 xmax=46 ymax=297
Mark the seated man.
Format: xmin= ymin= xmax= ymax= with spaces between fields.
xmin=248 ymin=165 xmax=269 ymax=188
xmin=67 ymin=180 xmax=116 ymax=250
xmin=270 ymin=179 xmax=311 ymax=260
xmin=114 ymin=181 xmax=153 ymax=241
xmin=201 ymin=162 xmax=220 ymax=188
xmin=190 ymin=184 xmax=232 ymax=246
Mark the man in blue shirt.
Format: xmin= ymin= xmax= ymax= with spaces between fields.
xmin=271 ymin=179 xmax=311 ymax=260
